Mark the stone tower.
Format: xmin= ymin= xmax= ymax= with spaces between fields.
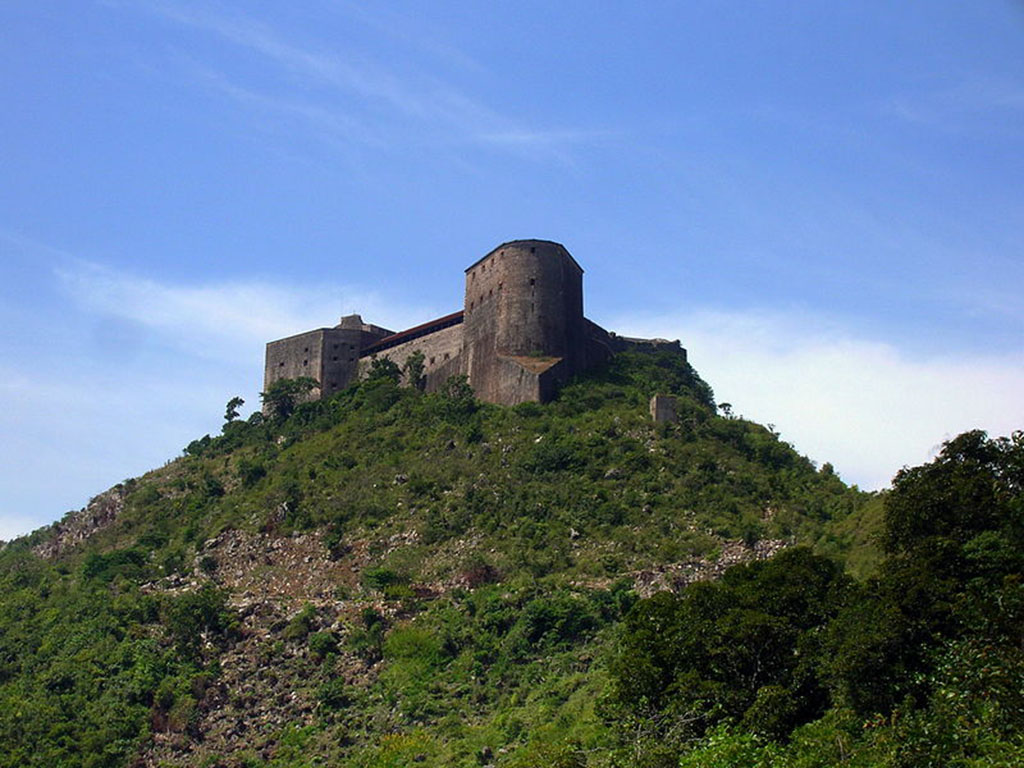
xmin=462 ymin=240 xmax=586 ymax=404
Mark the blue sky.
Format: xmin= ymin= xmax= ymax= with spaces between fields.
xmin=2 ymin=1 xmax=1023 ymax=539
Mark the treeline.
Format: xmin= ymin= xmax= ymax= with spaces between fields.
xmin=604 ymin=430 xmax=1024 ymax=767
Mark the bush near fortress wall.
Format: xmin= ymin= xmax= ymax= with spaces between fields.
xmin=261 ymin=376 xmax=319 ymax=421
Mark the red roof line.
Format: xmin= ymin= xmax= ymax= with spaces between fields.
xmin=361 ymin=310 xmax=464 ymax=355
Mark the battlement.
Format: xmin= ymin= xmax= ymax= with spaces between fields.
xmin=263 ymin=241 xmax=685 ymax=406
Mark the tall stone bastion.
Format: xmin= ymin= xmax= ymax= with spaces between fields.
xmin=264 ymin=239 xmax=684 ymax=406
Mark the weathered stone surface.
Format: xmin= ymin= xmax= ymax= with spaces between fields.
xmin=33 ymin=486 xmax=126 ymax=559
xmin=650 ymin=394 xmax=679 ymax=424
xmin=630 ymin=538 xmax=790 ymax=598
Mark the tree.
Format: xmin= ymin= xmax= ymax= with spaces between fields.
xmin=368 ymin=356 xmax=401 ymax=383
xmin=606 ymin=548 xmax=849 ymax=753
xmin=260 ymin=377 xmax=318 ymax=421
xmin=823 ymin=430 xmax=1024 ymax=716
xmin=224 ymin=396 xmax=244 ymax=423
xmin=883 ymin=430 xmax=1023 ymax=556
xmin=437 ymin=375 xmax=477 ymax=422
xmin=403 ymin=351 xmax=426 ymax=391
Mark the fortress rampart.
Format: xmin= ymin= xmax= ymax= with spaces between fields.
xmin=264 ymin=240 xmax=685 ymax=407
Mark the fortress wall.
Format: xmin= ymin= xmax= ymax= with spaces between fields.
xmin=264 ymin=329 xmax=327 ymax=399
xmin=583 ymin=318 xmax=617 ymax=369
xmin=611 ymin=335 xmax=686 ymax=361
xmin=463 ymin=246 xmax=503 ymax=402
xmin=318 ymin=328 xmax=368 ymax=397
xmin=356 ymin=323 xmax=465 ymax=392
xmin=480 ymin=241 xmax=583 ymax=360
xmin=493 ymin=356 xmax=571 ymax=405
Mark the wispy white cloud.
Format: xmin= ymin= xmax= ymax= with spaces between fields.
xmin=888 ymin=76 xmax=1024 ymax=134
xmin=125 ymin=1 xmax=594 ymax=159
xmin=333 ymin=2 xmax=484 ymax=74
xmin=2 ymin=260 xmax=446 ymax=540
xmin=613 ymin=308 xmax=1024 ymax=490
xmin=0 ymin=356 xmax=234 ymax=540
xmin=54 ymin=260 xmax=432 ymax=363
xmin=187 ymin=64 xmax=382 ymax=149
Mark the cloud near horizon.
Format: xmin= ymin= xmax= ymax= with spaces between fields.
xmin=55 ymin=260 xmax=434 ymax=363
xmin=613 ymin=309 xmax=1024 ymax=490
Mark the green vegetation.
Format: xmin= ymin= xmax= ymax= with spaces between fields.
xmin=608 ymin=429 xmax=1024 ymax=767
xmin=0 ymin=347 xmax=1018 ymax=766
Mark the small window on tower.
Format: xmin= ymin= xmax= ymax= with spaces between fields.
xmin=279 ymin=361 xmax=284 ymax=367
xmin=303 ymin=360 xmax=308 ymax=366
xmin=430 ymin=357 xmax=436 ymax=365
xmin=444 ymin=353 xmax=450 ymax=360
xmin=332 ymin=356 xmax=338 ymax=361
xmin=529 ymin=278 xmax=536 ymax=286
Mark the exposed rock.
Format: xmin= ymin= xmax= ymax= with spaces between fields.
xmin=630 ymin=538 xmax=790 ymax=598
xmin=33 ymin=486 xmax=126 ymax=559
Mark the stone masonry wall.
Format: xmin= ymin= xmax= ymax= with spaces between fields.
xmin=264 ymin=330 xmax=327 ymax=400
xmin=357 ymin=323 xmax=466 ymax=393
xmin=318 ymin=328 xmax=366 ymax=398
xmin=463 ymin=240 xmax=585 ymax=403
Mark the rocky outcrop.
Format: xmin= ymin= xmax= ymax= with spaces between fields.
xmin=33 ymin=486 xmax=126 ymax=559
xmin=631 ymin=538 xmax=790 ymax=598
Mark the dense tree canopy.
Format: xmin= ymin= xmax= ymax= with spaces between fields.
xmin=609 ymin=429 xmax=1024 ymax=767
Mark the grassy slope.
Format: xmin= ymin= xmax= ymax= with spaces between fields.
xmin=0 ymin=349 xmax=874 ymax=767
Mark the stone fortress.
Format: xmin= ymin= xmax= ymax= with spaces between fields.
xmin=264 ymin=240 xmax=684 ymax=407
